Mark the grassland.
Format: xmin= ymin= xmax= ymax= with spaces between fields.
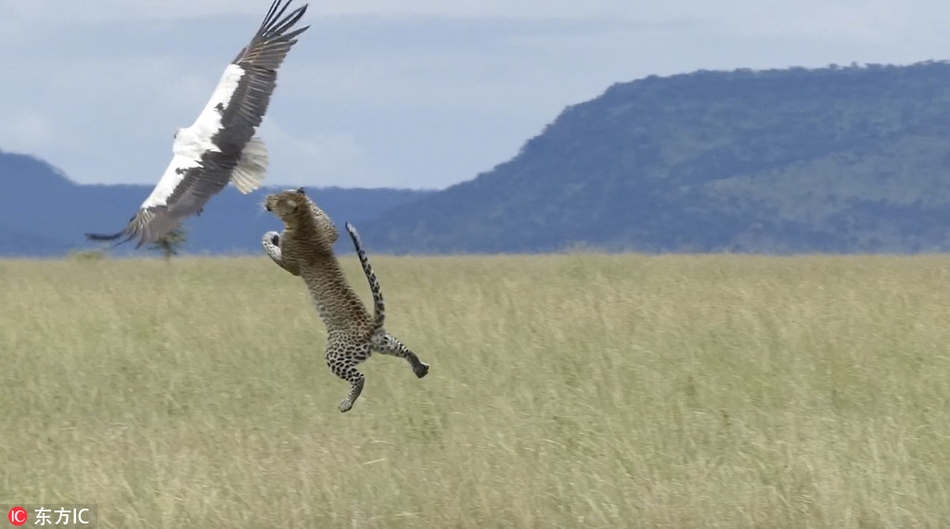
xmin=2 ymin=254 xmax=950 ymax=528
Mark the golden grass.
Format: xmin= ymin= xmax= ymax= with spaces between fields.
xmin=2 ymin=253 xmax=950 ymax=527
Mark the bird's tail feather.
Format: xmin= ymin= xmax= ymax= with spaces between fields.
xmin=231 ymin=136 xmax=268 ymax=194
xmin=85 ymin=230 xmax=136 ymax=247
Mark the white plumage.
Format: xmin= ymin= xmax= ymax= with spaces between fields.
xmin=87 ymin=0 xmax=309 ymax=248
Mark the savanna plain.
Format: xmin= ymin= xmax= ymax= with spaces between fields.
xmin=2 ymin=253 xmax=950 ymax=528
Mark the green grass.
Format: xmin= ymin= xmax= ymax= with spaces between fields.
xmin=2 ymin=254 xmax=950 ymax=527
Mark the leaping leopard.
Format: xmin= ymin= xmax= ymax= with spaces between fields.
xmin=261 ymin=187 xmax=429 ymax=412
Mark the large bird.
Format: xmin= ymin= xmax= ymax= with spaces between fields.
xmin=86 ymin=0 xmax=309 ymax=248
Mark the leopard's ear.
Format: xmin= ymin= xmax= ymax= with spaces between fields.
xmin=296 ymin=187 xmax=306 ymax=196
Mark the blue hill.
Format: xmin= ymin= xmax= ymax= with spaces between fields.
xmin=0 ymin=149 xmax=435 ymax=257
xmin=10 ymin=62 xmax=950 ymax=256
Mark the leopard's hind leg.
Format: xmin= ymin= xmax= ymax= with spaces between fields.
xmin=372 ymin=332 xmax=429 ymax=379
xmin=326 ymin=336 xmax=372 ymax=413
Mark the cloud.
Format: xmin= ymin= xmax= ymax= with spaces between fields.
xmin=1 ymin=0 xmax=946 ymax=41
xmin=0 ymin=109 xmax=57 ymax=157
xmin=0 ymin=0 xmax=703 ymax=23
xmin=0 ymin=0 xmax=264 ymax=23
xmin=256 ymin=121 xmax=370 ymax=188
xmin=3 ymin=0 xmax=950 ymax=191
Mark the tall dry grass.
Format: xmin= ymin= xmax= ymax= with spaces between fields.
xmin=1 ymin=254 xmax=950 ymax=527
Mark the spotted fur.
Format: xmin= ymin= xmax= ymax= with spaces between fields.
xmin=262 ymin=187 xmax=429 ymax=413
xmin=344 ymin=221 xmax=386 ymax=335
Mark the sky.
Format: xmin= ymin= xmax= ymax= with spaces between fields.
xmin=2 ymin=0 xmax=950 ymax=190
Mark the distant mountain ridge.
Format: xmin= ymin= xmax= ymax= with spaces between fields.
xmin=354 ymin=61 xmax=950 ymax=254
xmin=8 ymin=61 xmax=950 ymax=257
xmin=0 ymin=150 xmax=435 ymax=257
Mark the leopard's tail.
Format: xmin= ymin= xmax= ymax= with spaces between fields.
xmin=345 ymin=222 xmax=386 ymax=334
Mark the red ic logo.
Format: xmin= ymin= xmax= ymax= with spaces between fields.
xmin=7 ymin=506 xmax=27 ymax=526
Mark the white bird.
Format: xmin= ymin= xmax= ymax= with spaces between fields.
xmin=86 ymin=0 xmax=310 ymax=248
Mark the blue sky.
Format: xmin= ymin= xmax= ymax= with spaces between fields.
xmin=2 ymin=0 xmax=949 ymax=189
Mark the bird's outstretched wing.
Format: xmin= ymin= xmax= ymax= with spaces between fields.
xmin=85 ymin=154 xmax=209 ymax=248
xmin=85 ymin=0 xmax=309 ymax=248
xmin=217 ymin=0 xmax=310 ymax=152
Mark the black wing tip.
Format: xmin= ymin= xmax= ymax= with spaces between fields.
xmin=284 ymin=24 xmax=310 ymax=40
xmin=233 ymin=0 xmax=309 ymax=65
xmin=260 ymin=0 xmax=309 ymax=39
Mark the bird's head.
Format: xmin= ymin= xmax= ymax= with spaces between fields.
xmin=173 ymin=127 xmax=183 ymax=140
xmin=264 ymin=187 xmax=308 ymax=222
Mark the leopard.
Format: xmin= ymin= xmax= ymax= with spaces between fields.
xmin=261 ymin=187 xmax=429 ymax=412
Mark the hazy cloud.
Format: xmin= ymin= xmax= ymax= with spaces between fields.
xmin=257 ymin=121 xmax=370 ymax=187
xmin=2 ymin=0 xmax=950 ymax=189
